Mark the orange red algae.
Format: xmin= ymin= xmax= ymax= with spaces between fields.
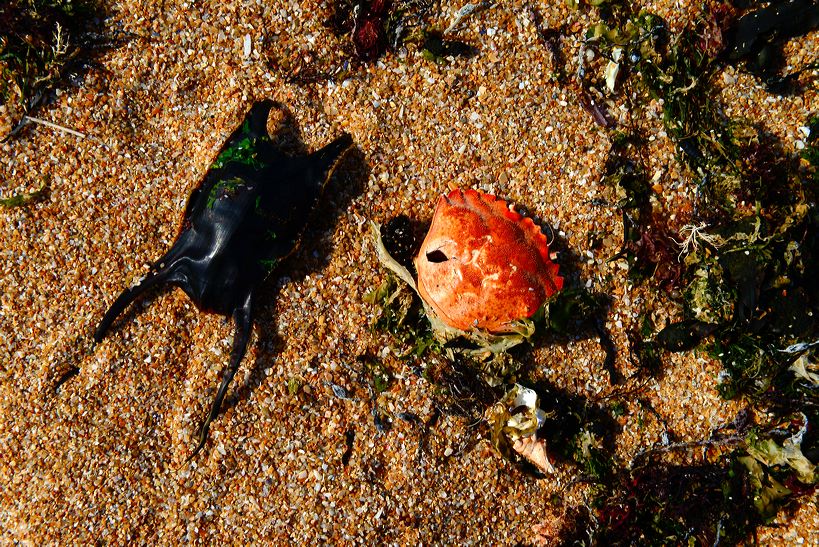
xmin=415 ymin=189 xmax=563 ymax=333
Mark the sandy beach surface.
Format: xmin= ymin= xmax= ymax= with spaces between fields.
xmin=1 ymin=0 xmax=817 ymax=543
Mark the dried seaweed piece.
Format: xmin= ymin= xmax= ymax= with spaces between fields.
xmin=528 ymin=5 xmax=567 ymax=81
xmin=577 ymin=87 xmax=612 ymax=128
xmin=328 ymin=0 xmax=476 ymax=64
xmin=0 ymin=179 xmax=48 ymax=208
xmin=352 ymin=0 xmax=391 ymax=61
xmin=789 ymin=353 xmax=819 ymax=386
xmin=602 ymin=155 xmax=684 ymax=290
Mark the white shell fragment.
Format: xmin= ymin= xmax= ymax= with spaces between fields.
xmin=486 ymin=384 xmax=554 ymax=474
xmin=604 ymin=48 xmax=623 ymax=93
xmin=506 ymin=385 xmax=547 ymax=433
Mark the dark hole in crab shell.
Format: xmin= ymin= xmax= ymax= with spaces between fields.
xmin=425 ymin=249 xmax=449 ymax=263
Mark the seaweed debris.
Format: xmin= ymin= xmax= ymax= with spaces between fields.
xmin=551 ymin=2 xmax=819 ymax=540
xmin=325 ymin=0 xmax=477 ymax=64
xmin=0 ymin=0 xmax=123 ymax=138
xmin=580 ymin=4 xmax=819 ymax=406
xmin=0 ymin=178 xmax=49 ymax=208
xmin=542 ymin=410 xmax=816 ymax=546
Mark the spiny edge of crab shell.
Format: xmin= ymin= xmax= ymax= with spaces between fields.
xmin=443 ymin=188 xmax=560 ymax=271
xmin=418 ymin=188 xmax=564 ymax=330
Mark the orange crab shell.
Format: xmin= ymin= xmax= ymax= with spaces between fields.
xmin=414 ymin=188 xmax=563 ymax=333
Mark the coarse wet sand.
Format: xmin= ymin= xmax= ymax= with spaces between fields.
xmin=1 ymin=0 xmax=817 ymax=543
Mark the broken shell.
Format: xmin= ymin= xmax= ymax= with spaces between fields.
xmin=512 ymin=437 xmax=554 ymax=474
xmin=486 ymin=384 xmax=554 ymax=473
xmin=415 ymin=188 xmax=563 ymax=333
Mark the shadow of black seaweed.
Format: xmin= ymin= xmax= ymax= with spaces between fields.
xmin=721 ymin=0 xmax=819 ymax=96
xmin=526 ymin=228 xmax=619 ymax=384
xmin=530 ymin=378 xmax=620 ymax=466
xmin=229 ymin=142 xmax=370 ymax=409
xmin=547 ymin=460 xmax=763 ymax=547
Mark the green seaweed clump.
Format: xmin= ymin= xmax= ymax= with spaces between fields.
xmin=549 ymin=411 xmax=816 ymax=546
xmin=0 ymin=178 xmax=48 ymax=208
xmin=364 ymin=272 xmax=441 ymax=359
xmin=658 ymin=198 xmax=819 ymax=399
xmin=0 ymin=0 xmax=115 ymax=135
xmin=646 ymin=124 xmax=819 ymax=532
xmin=573 ymin=3 xmax=819 ymax=539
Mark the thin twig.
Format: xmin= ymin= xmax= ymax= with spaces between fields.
xmin=632 ymin=435 xmax=743 ymax=462
xmin=23 ymin=115 xmax=87 ymax=139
